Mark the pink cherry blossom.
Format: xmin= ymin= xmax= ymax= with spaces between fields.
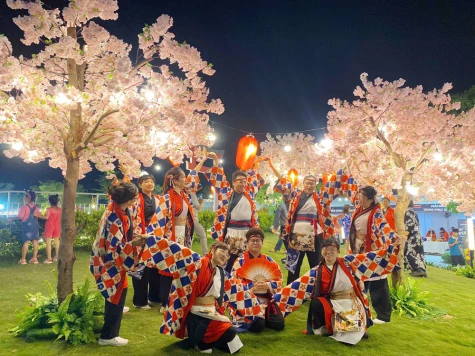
xmin=0 ymin=0 xmax=224 ymax=302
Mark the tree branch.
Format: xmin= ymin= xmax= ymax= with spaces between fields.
xmin=73 ymin=109 xmax=119 ymax=154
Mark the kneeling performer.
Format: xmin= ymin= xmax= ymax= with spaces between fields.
xmin=273 ymin=237 xmax=400 ymax=345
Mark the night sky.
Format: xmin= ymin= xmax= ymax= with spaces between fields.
xmin=1 ymin=0 xmax=475 ymax=190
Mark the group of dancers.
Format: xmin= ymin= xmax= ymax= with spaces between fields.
xmin=90 ymin=150 xmax=401 ymax=352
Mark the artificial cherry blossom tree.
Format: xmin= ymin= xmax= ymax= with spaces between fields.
xmin=0 ymin=0 xmax=223 ymax=302
xmin=259 ymin=132 xmax=339 ymax=188
xmin=326 ymin=73 xmax=464 ymax=283
xmin=428 ymin=110 xmax=475 ymax=215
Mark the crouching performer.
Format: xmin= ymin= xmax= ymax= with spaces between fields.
xmin=141 ymin=237 xmax=262 ymax=354
xmin=273 ymin=237 xmax=400 ymax=345
xmin=231 ymin=227 xmax=285 ymax=332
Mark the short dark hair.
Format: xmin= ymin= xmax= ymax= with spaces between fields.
xmin=453 ymin=228 xmax=459 ymax=233
xmin=322 ymin=237 xmax=340 ymax=250
xmin=408 ymin=200 xmax=414 ymax=208
xmin=304 ymin=175 xmax=317 ymax=182
xmin=138 ymin=174 xmax=155 ymax=185
xmin=246 ymin=227 xmax=265 ymax=241
xmin=360 ymin=186 xmax=377 ymax=200
xmin=343 ymin=204 xmax=351 ymax=214
xmin=48 ymin=194 xmax=59 ymax=206
xmin=440 ymin=227 xmax=445 ymax=231
xmin=232 ymin=170 xmax=247 ymax=181
xmin=108 ymin=182 xmax=138 ymax=204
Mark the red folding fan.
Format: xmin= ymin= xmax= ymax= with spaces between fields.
xmin=236 ymin=258 xmax=281 ymax=283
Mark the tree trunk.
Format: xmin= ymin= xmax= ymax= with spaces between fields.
xmin=57 ymin=156 xmax=80 ymax=303
xmin=56 ymin=25 xmax=83 ymax=304
xmin=391 ymin=186 xmax=411 ymax=288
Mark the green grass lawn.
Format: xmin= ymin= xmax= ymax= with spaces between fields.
xmin=1 ymin=234 xmax=475 ymax=356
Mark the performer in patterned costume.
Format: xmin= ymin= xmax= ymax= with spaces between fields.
xmin=273 ymin=237 xmax=400 ymax=345
xmin=204 ymin=152 xmax=267 ymax=272
xmin=90 ymin=181 xmax=148 ymax=346
xmin=116 ymin=162 xmax=163 ymax=309
xmin=268 ymin=159 xmax=335 ymax=284
xmin=141 ymin=237 xmax=263 ymax=354
xmin=231 ymin=227 xmax=285 ymax=332
xmin=346 ymin=185 xmax=397 ymax=324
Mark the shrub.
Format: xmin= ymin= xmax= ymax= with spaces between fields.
xmin=74 ymin=208 xmax=105 ymax=250
xmin=10 ymin=282 xmax=59 ymax=337
xmin=389 ymin=276 xmax=439 ymax=318
xmin=441 ymin=252 xmax=451 ymax=264
xmin=47 ymin=279 xmax=104 ymax=345
xmin=0 ymin=217 xmax=45 ymax=257
xmin=258 ymin=208 xmax=273 ymax=232
xmin=10 ymin=279 xmax=104 ymax=345
xmin=198 ymin=210 xmax=215 ymax=234
xmin=0 ymin=228 xmax=22 ymax=257
xmin=454 ymin=265 xmax=475 ymax=279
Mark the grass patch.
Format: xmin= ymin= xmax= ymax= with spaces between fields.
xmin=1 ymin=234 xmax=475 ymax=355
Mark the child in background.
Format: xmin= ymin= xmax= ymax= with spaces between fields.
xmin=43 ymin=194 xmax=62 ymax=264
xmin=8 ymin=190 xmax=47 ymax=264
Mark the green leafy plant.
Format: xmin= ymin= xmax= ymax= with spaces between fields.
xmin=389 ymin=277 xmax=438 ymax=318
xmin=9 ymin=282 xmax=58 ymax=336
xmin=10 ymin=279 xmax=104 ymax=345
xmin=198 ymin=210 xmax=216 ymax=235
xmin=0 ymin=227 xmax=22 ymax=257
xmin=258 ymin=208 xmax=273 ymax=232
xmin=47 ymin=279 xmax=104 ymax=345
xmin=255 ymin=183 xmax=282 ymax=214
xmin=441 ymin=252 xmax=451 ymax=264
xmin=74 ymin=208 xmax=105 ymax=250
xmin=454 ymin=265 xmax=475 ymax=279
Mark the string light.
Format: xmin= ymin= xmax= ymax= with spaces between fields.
xmin=405 ymin=183 xmax=419 ymax=195
xmin=433 ymin=152 xmax=443 ymax=161
xmin=284 ymin=145 xmax=291 ymax=152
xmin=154 ymin=164 xmax=161 ymax=171
xmin=144 ymin=89 xmax=155 ymax=102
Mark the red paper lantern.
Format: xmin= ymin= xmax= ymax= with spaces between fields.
xmin=235 ymin=134 xmax=258 ymax=171
xmin=287 ymin=168 xmax=299 ymax=187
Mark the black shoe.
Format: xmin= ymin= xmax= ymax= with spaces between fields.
xmin=409 ymin=269 xmax=426 ymax=277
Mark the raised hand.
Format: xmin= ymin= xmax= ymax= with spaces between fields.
xmin=118 ymin=161 xmax=130 ymax=176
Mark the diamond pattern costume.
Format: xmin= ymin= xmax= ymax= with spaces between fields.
xmin=141 ymin=237 xmax=262 ymax=338
xmin=205 ymin=165 xmax=264 ymax=254
xmin=90 ymin=202 xmax=142 ymax=304
xmin=273 ymin=246 xmax=400 ymax=344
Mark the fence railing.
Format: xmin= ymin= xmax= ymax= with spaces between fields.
xmin=0 ymin=191 xmax=108 ymax=216
xmin=0 ymin=190 xmax=216 ymax=216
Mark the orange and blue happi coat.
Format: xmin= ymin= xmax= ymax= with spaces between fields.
xmin=141 ymin=236 xmax=262 ymax=337
xmin=321 ymin=169 xmax=397 ymax=252
xmin=89 ymin=203 xmax=142 ymax=303
xmin=274 ymin=176 xmax=335 ymax=240
xmin=273 ymin=245 xmax=400 ymax=319
xmin=205 ymin=165 xmax=264 ymax=241
xmin=146 ymin=170 xmax=201 ymax=248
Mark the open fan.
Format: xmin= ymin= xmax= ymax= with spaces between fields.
xmin=236 ymin=258 xmax=281 ymax=283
